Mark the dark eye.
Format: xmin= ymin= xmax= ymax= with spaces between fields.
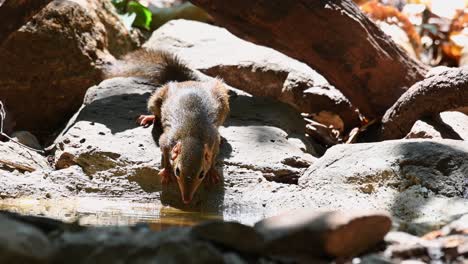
xmin=199 ymin=171 xmax=204 ymax=179
xmin=175 ymin=168 xmax=180 ymax=177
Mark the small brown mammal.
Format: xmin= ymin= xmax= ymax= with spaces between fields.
xmin=108 ymin=49 xmax=229 ymax=204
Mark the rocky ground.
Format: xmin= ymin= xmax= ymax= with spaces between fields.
xmin=0 ymin=208 xmax=467 ymax=263
xmin=0 ymin=0 xmax=468 ymax=263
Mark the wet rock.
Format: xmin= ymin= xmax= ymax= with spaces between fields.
xmin=0 ymin=215 xmax=51 ymax=264
xmin=300 ymin=139 xmax=468 ymax=226
xmin=144 ymin=19 xmax=359 ymax=129
xmin=191 ymin=221 xmax=264 ymax=254
xmin=0 ymin=141 xmax=49 ymax=173
xmin=254 ymin=209 xmax=392 ymax=258
xmin=0 ymin=0 xmax=138 ymax=139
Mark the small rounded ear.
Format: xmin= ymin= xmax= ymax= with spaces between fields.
xmin=171 ymin=141 xmax=181 ymax=160
xmin=204 ymin=144 xmax=212 ymax=163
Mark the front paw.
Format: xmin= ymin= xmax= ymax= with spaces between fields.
xmin=206 ymin=167 xmax=220 ymax=185
xmin=136 ymin=115 xmax=155 ymax=128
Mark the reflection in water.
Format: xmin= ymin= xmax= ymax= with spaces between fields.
xmin=149 ymin=207 xmax=222 ymax=231
xmin=0 ymin=197 xmax=223 ymax=230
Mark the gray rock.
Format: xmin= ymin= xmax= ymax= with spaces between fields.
xmin=406 ymin=112 xmax=468 ymax=140
xmin=1 ymin=76 xmax=467 ymax=232
xmin=37 ymin=76 xmax=315 ymax=223
xmin=439 ymin=112 xmax=468 ymax=140
xmin=406 ymin=120 xmax=442 ymax=139
xmin=254 ymin=209 xmax=391 ymax=258
xmin=51 ymin=226 xmax=227 ymax=264
xmin=191 ymin=221 xmax=264 ymax=254
xmin=144 ymin=19 xmax=359 ymax=129
xmin=385 ymin=232 xmax=425 ymax=246
xmin=299 ymin=139 xmax=468 ymax=226
xmin=0 ymin=215 xmax=51 ymax=264
xmin=0 ymin=141 xmax=49 ymax=173
xmin=10 ymin=131 xmax=42 ymax=150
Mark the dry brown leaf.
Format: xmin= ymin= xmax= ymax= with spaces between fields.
xmin=360 ymin=0 xmax=423 ymax=55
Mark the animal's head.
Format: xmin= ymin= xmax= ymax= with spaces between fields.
xmin=170 ymin=138 xmax=212 ymax=204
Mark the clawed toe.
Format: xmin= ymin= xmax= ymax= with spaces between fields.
xmin=136 ymin=115 xmax=155 ymax=128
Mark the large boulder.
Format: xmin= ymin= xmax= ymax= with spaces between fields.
xmin=0 ymin=0 xmax=139 ymax=140
xmin=143 ymin=19 xmax=360 ymax=130
xmin=300 ymin=139 xmax=468 ymax=227
xmin=0 ymin=76 xmax=466 ymax=230
xmin=406 ymin=111 xmax=468 ymax=140
xmin=44 ymin=76 xmax=316 ymax=222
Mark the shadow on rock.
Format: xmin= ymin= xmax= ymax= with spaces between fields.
xmin=74 ymin=93 xmax=150 ymax=135
xmin=389 ymin=140 xmax=468 ymax=233
xmin=225 ymin=93 xmax=317 ymax=156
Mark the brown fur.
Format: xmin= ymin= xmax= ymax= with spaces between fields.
xmin=154 ymin=80 xmax=229 ymax=203
xmin=108 ymin=49 xmax=229 ymax=204
xmin=105 ymin=49 xmax=197 ymax=85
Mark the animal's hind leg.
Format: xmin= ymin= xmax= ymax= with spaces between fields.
xmin=137 ymin=84 xmax=169 ymax=127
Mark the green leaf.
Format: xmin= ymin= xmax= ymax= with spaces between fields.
xmin=127 ymin=1 xmax=152 ymax=30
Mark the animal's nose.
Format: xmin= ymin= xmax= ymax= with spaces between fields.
xmin=182 ymin=193 xmax=192 ymax=204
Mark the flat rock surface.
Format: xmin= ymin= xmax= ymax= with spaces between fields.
xmin=0 ymin=77 xmax=467 ymax=230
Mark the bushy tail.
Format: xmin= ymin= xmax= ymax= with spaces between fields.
xmin=104 ymin=49 xmax=198 ymax=85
